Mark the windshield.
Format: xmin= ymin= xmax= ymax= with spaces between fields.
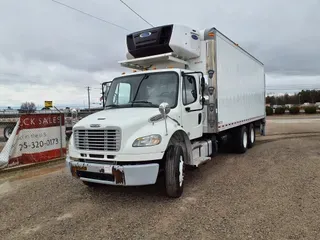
xmin=105 ymin=72 xmax=179 ymax=108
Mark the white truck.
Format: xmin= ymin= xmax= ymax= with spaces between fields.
xmin=66 ymin=24 xmax=266 ymax=198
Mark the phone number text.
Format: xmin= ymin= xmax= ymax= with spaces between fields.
xmin=19 ymin=138 xmax=59 ymax=151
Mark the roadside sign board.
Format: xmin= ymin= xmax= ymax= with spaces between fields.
xmin=5 ymin=113 xmax=66 ymax=167
xmin=45 ymin=101 xmax=53 ymax=108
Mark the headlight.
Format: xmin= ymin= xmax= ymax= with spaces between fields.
xmin=132 ymin=134 xmax=162 ymax=147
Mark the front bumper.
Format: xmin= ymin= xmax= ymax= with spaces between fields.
xmin=66 ymin=157 xmax=159 ymax=186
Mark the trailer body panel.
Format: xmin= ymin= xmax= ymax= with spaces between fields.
xmin=214 ymin=31 xmax=265 ymax=132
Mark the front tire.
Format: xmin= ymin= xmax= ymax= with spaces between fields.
xmin=164 ymin=145 xmax=185 ymax=198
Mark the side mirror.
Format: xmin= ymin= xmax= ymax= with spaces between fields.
xmin=159 ymin=102 xmax=171 ymax=118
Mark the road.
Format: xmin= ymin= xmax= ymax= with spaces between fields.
xmin=1 ymin=116 xmax=320 ymax=239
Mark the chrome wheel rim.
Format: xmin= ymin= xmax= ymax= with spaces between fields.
xmin=243 ymin=131 xmax=248 ymax=148
xmin=179 ymin=155 xmax=184 ymax=187
xmin=250 ymin=128 xmax=255 ymax=143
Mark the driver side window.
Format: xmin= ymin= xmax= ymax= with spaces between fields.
xmin=113 ymin=82 xmax=131 ymax=104
xmin=182 ymin=76 xmax=197 ymax=105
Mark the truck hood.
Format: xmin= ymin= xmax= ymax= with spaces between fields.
xmin=73 ymin=108 xmax=160 ymax=129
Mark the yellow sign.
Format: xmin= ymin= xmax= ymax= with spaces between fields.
xmin=44 ymin=101 xmax=53 ymax=108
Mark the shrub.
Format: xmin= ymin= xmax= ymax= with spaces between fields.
xmin=275 ymin=107 xmax=285 ymax=114
xmin=266 ymin=106 xmax=273 ymax=116
xmin=304 ymin=106 xmax=317 ymax=114
xmin=289 ymin=106 xmax=300 ymax=114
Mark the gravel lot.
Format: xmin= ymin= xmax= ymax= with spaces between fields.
xmin=1 ymin=116 xmax=320 ymax=240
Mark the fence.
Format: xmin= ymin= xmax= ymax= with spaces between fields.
xmin=0 ymin=112 xmax=67 ymax=169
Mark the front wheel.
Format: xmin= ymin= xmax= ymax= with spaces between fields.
xmin=164 ymin=144 xmax=185 ymax=198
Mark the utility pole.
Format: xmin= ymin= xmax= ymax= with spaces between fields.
xmin=87 ymin=86 xmax=91 ymax=112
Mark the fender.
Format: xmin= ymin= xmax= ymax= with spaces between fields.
xmin=166 ymin=129 xmax=193 ymax=165
xmin=123 ymin=119 xmax=193 ymax=163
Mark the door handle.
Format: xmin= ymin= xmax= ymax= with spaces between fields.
xmin=185 ymin=107 xmax=190 ymax=112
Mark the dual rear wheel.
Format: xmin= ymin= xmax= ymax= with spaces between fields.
xmin=163 ymin=123 xmax=257 ymax=198
xmin=232 ymin=123 xmax=256 ymax=153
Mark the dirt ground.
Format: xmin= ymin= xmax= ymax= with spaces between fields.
xmin=1 ymin=116 xmax=320 ymax=240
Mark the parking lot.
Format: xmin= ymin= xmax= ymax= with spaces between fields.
xmin=1 ymin=115 xmax=320 ymax=240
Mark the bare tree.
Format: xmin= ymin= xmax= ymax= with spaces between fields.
xmin=20 ymin=102 xmax=37 ymax=113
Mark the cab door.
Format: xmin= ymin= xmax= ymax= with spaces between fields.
xmin=180 ymin=73 xmax=203 ymax=140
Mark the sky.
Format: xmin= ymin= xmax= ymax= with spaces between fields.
xmin=1 ymin=0 xmax=320 ymax=109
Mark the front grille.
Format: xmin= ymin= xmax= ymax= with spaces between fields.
xmin=74 ymin=128 xmax=121 ymax=152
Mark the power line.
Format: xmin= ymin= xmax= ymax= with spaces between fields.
xmin=119 ymin=0 xmax=154 ymax=27
xmin=51 ymin=0 xmax=131 ymax=32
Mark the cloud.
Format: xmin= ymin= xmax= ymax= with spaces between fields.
xmin=1 ymin=0 xmax=320 ymax=107
xmin=0 ymin=54 xmax=121 ymax=107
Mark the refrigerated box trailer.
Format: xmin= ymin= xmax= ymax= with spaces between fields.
xmin=66 ymin=24 xmax=266 ymax=198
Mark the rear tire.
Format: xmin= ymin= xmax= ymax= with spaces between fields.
xmin=247 ymin=123 xmax=255 ymax=149
xmin=164 ymin=145 xmax=185 ymax=198
xmin=233 ymin=126 xmax=248 ymax=154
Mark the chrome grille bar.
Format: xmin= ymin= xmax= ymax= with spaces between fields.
xmin=74 ymin=128 xmax=121 ymax=152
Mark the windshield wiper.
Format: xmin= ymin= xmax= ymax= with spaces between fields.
xmin=131 ymin=100 xmax=158 ymax=107
xmin=105 ymin=104 xmax=120 ymax=108
xmin=131 ymin=74 xmax=149 ymax=107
